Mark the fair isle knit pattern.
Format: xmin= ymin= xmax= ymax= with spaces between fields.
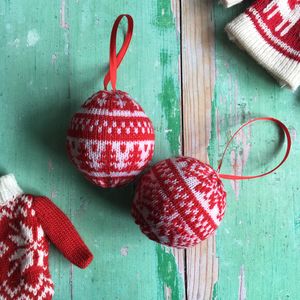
xmin=67 ymin=89 xmax=155 ymax=188
xmin=132 ymin=157 xmax=227 ymax=248
xmin=225 ymin=0 xmax=300 ymax=90
xmin=0 ymin=175 xmax=93 ymax=300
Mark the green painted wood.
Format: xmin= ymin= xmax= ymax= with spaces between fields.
xmin=211 ymin=3 xmax=300 ymax=300
xmin=0 ymin=1 xmax=183 ymax=299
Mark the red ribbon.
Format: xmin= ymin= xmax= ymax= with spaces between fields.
xmin=217 ymin=117 xmax=291 ymax=180
xmin=103 ymin=14 xmax=134 ymax=90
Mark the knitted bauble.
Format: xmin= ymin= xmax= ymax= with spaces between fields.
xmin=66 ymin=15 xmax=155 ymax=188
xmin=67 ymin=89 xmax=155 ymax=188
xmin=132 ymin=157 xmax=226 ymax=248
xmin=132 ymin=118 xmax=291 ymax=248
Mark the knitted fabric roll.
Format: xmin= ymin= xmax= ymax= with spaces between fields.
xmin=0 ymin=174 xmax=93 ymax=300
xmin=225 ymin=0 xmax=300 ymax=91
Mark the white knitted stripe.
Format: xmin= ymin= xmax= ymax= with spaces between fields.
xmin=79 ymin=107 xmax=148 ymax=118
xmin=154 ymin=176 xmax=199 ymax=241
xmin=221 ymin=0 xmax=243 ymax=8
xmin=0 ymin=175 xmax=23 ymax=206
xmin=226 ymin=13 xmax=300 ymax=91
xmin=68 ymin=137 xmax=155 ymax=144
xmin=172 ymin=160 xmax=220 ymax=226
xmin=134 ymin=195 xmax=198 ymax=247
xmin=81 ymin=170 xmax=142 ymax=178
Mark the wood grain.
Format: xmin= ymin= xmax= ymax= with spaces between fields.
xmin=181 ymin=0 xmax=217 ymax=299
xmin=169 ymin=1 xmax=187 ymax=299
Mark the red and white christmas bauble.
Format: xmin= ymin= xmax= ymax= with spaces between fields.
xmin=67 ymin=90 xmax=155 ymax=188
xmin=132 ymin=156 xmax=226 ymax=248
xmin=131 ymin=118 xmax=291 ymax=248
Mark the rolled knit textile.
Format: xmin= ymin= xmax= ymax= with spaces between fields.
xmin=225 ymin=0 xmax=300 ymax=90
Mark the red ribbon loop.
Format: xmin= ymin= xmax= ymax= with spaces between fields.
xmin=103 ymin=14 xmax=134 ymax=90
xmin=217 ymin=117 xmax=291 ymax=180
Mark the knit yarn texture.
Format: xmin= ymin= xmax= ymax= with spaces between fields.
xmin=0 ymin=175 xmax=93 ymax=300
xmin=225 ymin=0 xmax=300 ymax=90
xmin=67 ymin=90 xmax=155 ymax=188
xmin=132 ymin=157 xmax=227 ymax=248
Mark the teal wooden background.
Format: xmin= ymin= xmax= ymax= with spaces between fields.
xmin=1 ymin=0 xmax=300 ymax=299
xmin=0 ymin=0 xmax=183 ymax=299
xmin=211 ymin=2 xmax=300 ymax=299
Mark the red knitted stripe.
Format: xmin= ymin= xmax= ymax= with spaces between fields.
xmin=164 ymin=159 xmax=218 ymax=232
xmin=246 ymin=8 xmax=300 ymax=61
xmin=67 ymin=130 xmax=155 ymax=141
xmin=137 ymin=174 xmax=199 ymax=245
xmin=87 ymin=174 xmax=136 ymax=180
xmin=73 ymin=113 xmax=151 ymax=123
xmin=131 ymin=203 xmax=161 ymax=243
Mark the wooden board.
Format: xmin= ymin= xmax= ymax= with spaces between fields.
xmin=211 ymin=2 xmax=300 ymax=299
xmin=0 ymin=0 xmax=183 ymax=299
xmin=1 ymin=0 xmax=300 ymax=299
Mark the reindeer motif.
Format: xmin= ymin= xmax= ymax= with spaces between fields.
xmin=263 ymin=0 xmax=300 ymax=36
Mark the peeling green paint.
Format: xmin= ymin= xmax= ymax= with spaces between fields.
xmin=159 ymin=76 xmax=180 ymax=156
xmin=212 ymin=282 xmax=218 ymax=300
xmin=210 ymin=2 xmax=300 ymax=299
xmin=208 ymin=90 xmax=218 ymax=166
xmin=156 ymin=245 xmax=184 ymax=300
xmin=154 ymin=0 xmax=174 ymax=29
xmin=160 ymin=50 xmax=172 ymax=65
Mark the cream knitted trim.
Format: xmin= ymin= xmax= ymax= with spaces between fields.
xmin=0 ymin=174 xmax=23 ymax=205
xmin=221 ymin=0 xmax=243 ymax=8
xmin=225 ymin=13 xmax=300 ymax=91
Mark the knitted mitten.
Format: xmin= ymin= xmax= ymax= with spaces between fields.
xmin=225 ymin=0 xmax=300 ymax=90
xmin=0 ymin=174 xmax=93 ymax=300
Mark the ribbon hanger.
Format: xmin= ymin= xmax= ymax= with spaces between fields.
xmin=103 ymin=14 xmax=134 ymax=90
xmin=217 ymin=117 xmax=291 ymax=180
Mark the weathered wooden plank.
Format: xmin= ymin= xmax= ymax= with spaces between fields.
xmin=211 ymin=2 xmax=300 ymax=300
xmin=169 ymin=1 xmax=187 ymax=299
xmin=0 ymin=0 xmax=183 ymax=299
xmin=181 ymin=0 xmax=217 ymax=299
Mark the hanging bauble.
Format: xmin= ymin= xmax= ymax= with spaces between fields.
xmin=67 ymin=15 xmax=155 ymax=188
xmin=132 ymin=118 xmax=291 ymax=248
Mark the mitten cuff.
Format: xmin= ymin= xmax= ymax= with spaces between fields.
xmin=221 ymin=0 xmax=243 ymax=8
xmin=73 ymin=247 xmax=94 ymax=269
xmin=225 ymin=12 xmax=300 ymax=91
xmin=0 ymin=174 xmax=23 ymax=205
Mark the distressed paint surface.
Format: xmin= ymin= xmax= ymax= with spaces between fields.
xmin=210 ymin=2 xmax=300 ymax=300
xmin=0 ymin=0 xmax=183 ymax=299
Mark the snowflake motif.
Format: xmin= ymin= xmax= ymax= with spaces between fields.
xmin=113 ymin=93 xmax=127 ymax=108
xmin=97 ymin=92 xmax=110 ymax=106
xmin=0 ymin=241 xmax=9 ymax=258
xmin=8 ymin=222 xmax=47 ymax=276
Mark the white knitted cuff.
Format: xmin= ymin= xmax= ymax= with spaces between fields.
xmin=225 ymin=13 xmax=300 ymax=91
xmin=221 ymin=0 xmax=243 ymax=8
xmin=0 ymin=174 xmax=23 ymax=205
